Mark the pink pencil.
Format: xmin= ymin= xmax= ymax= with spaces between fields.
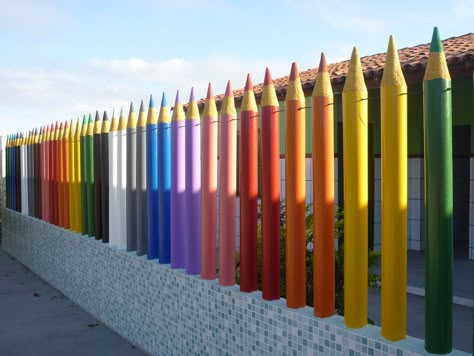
xmin=218 ymin=81 xmax=237 ymax=286
xmin=201 ymin=83 xmax=218 ymax=280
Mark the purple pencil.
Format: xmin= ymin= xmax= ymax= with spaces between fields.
xmin=171 ymin=90 xmax=186 ymax=269
xmin=185 ymin=88 xmax=201 ymax=275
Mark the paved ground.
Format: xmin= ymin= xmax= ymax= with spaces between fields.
xmin=0 ymin=247 xmax=145 ymax=356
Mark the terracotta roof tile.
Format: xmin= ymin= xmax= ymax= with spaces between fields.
xmin=198 ymin=32 xmax=473 ymax=108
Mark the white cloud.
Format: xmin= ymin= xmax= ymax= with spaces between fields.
xmin=0 ymin=0 xmax=60 ymax=31
xmin=450 ymin=0 xmax=474 ymax=20
xmin=0 ymin=55 xmax=292 ymax=142
xmin=91 ymin=55 xmax=291 ymax=95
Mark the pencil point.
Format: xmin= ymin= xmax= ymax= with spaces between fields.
xmin=343 ymin=47 xmax=366 ymax=92
xmin=174 ymin=90 xmax=181 ymax=105
xmin=120 ymin=106 xmax=123 ymax=117
xmin=130 ymin=101 xmax=135 ymax=113
xmin=172 ymin=90 xmax=185 ymax=121
xmin=224 ymin=81 xmax=232 ymax=97
xmin=206 ymin=83 xmax=214 ymax=99
xmin=139 ymin=99 xmax=145 ymax=112
xmin=313 ymin=52 xmax=333 ymax=97
xmin=244 ymin=74 xmax=253 ymax=91
xmin=149 ymin=95 xmax=155 ymax=108
xmin=286 ymin=62 xmax=304 ymax=101
xmin=95 ymin=111 xmax=101 ymax=121
xmin=424 ymin=27 xmax=450 ymax=81
xmin=430 ymin=27 xmax=443 ymax=53
xmin=158 ymin=92 xmax=171 ymax=124
xmin=186 ymin=87 xmax=199 ymax=120
xmin=242 ymin=74 xmax=257 ymax=111
xmin=103 ymin=111 xmax=109 ymax=121
xmin=381 ymin=35 xmax=406 ymax=87
xmin=264 ymin=67 xmax=273 ymax=85
xmin=319 ymin=53 xmax=328 ymax=72
xmin=289 ymin=62 xmax=299 ymax=81
xmin=203 ymin=84 xmax=217 ymax=117
xmin=65 ymin=120 xmax=69 ymax=128
xmin=221 ymin=81 xmax=236 ymax=115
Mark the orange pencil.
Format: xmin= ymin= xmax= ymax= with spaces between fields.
xmin=285 ymin=62 xmax=306 ymax=308
xmin=58 ymin=122 xmax=65 ymax=227
xmin=51 ymin=122 xmax=58 ymax=225
xmin=312 ymin=53 xmax=335 ymax=317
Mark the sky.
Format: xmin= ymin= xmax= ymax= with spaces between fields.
xmin=0 ymin=0 xmax=472 ymax=141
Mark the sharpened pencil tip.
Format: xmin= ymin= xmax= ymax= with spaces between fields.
xmin=264 ymin=67 xmax=273 ymax=85
xmin=430 ymin=26 xmax=443 ymax=53
xmin=161 ymin=93 xmax=167 ymax=107
xmin=206 ymin=83 xmax=214 ymax=99
xmin=224 ymin=80 xmax=232 ymax=96
xmin=245 ymin=74 xmax=253 ymax=91
xmin=289 ymin=62 xmax=299 ymax=81
xmin=319 ymin=53 xmax=328 ymax=72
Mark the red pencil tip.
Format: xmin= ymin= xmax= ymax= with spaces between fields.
xmin=59 ymin=122 xmax=63 ymax=129
xmin=224 ymin=80 xmax=232 ymax=97
xmin=206 ymin=83 xmax=214 ymax=99
xmin=55 ymin=122 xmax=59 ymax=129
xmin=65 ymin=120 xmax=70 ymax=128
xmin=319 ymin=52 xmax=328 ymax=72
xmin=289 ymin=62 xmax=299 ymax=81
xmin=264 ymin=67 xmax=273 ymax=85
xmin=244 ymin=73 xmax=253 ymax=91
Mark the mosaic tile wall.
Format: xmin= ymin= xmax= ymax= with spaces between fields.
xmin=4 ymin=209 xmax=468 ymax=356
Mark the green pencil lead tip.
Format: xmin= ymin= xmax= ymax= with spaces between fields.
xmin=430 ymin=27 xmax=443 ymax=53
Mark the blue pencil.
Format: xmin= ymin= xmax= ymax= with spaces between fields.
xmin=146 ymin=95 xmax=159 ymax=260
xmin=158 ymin=93 xmax=171 ymax=264
xmin=12 ymin=134 xmax=16 ymax=211
xmin=136 ymin=100 xmax=148 ymax=256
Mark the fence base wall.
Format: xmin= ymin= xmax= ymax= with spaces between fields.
xmin=3 ymin=209 xmax=466 ymax=356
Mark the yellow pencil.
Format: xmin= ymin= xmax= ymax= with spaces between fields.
xmin=342 ymin=47 xmax=368 ymax=328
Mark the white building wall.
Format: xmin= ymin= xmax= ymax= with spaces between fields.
xmin=374 ymin=158 xmax=381 ymax=251
xmin=408 ymin=158 xmax=424 ymax=251
xmin=469 ymin=157 xmax=474 ymax=260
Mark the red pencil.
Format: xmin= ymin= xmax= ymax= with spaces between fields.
xmin=239 ymin=74 xmax=258 ymax=292
xmin=260 ymin=68 xmax=281 ymax=300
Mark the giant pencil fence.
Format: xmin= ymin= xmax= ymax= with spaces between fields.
xmin=3 ymin=28 xmax=457 ymax=354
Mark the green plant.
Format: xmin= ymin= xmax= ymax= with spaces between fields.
xmin=236 ymin=202 xmax=381 ymax=320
